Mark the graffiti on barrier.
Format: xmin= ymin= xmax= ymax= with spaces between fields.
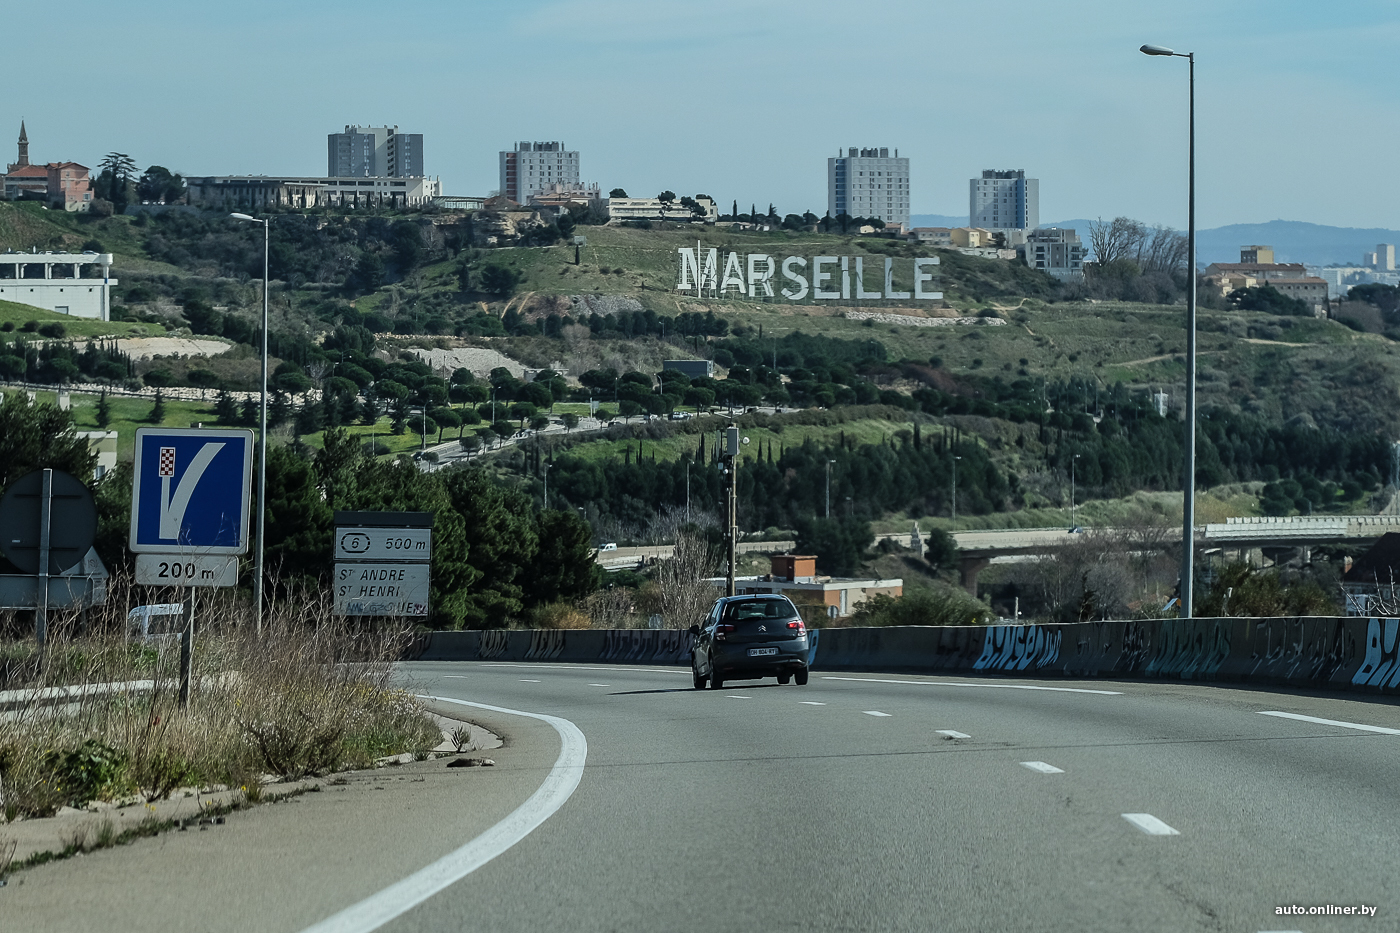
xmin=973 ymin=625 xmax=1061 ymax=671
xmin=526 ymin=629 xmax=567 ymax=660
xmin=1352 ymin=618 xmax=1400 ymax=688
xmin=1145 ymin=619 xmax=1231 ymax=677
xmin=478 ymin=629 xmax=511 ymax=660
xmin=600 ymin=629 xmax=694 ymax=663
xmin=1247 ymin=617 xmax=1355 ymax=684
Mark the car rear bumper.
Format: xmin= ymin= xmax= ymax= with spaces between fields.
xmin=712 ymin=642 xmax=808 ymax=677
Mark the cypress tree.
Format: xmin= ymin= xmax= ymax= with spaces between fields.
xmin=96 ymin=390 xmax=111 ymax=429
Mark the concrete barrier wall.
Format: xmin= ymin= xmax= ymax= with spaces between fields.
xmin=416 ymin=616 xmax=1400 ymax=695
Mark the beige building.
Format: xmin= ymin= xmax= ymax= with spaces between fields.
xmin=728 ymin=554 xmax=902 ymax=620
xmin=950 ymin=227 xmax=994 ymax=248
xmin=910 ymin=227 xmax=952 ymax=246
xmin=1202 ymin=245 xmax=1328 ymax=315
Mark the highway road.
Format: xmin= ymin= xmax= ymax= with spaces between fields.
xmin=6 ymin=663 xmax=1399 ymax=932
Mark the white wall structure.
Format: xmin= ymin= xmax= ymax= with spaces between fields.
xmin=827 ymin=147 xmax=910 ymax=229
xmin=186 ymin=175 xmax=441 ymax=209
xmin=608 ymin=196 xmax=717 ymax=223
xmin=499 ymin=141 xmax=580 ymax=204
xmin=969 ymin=170 xmax=1039 ymax=237
xmin=0 ymin=251 xmax=114 ymax=320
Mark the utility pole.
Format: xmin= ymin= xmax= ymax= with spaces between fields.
xmin=951 ymin=455 xmax=961 ymax=527
xmin=826 ymin=459 xmax=835 ymax=519
xmin=1071 ymin=453 xmax=1081 ymax=519
xmin=724 ymin=424 xmax=740 ymax=597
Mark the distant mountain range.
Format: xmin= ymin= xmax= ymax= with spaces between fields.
xmin=908 ymin=214 xmax=1399 ymax=267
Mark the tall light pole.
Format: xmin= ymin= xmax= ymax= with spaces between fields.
xmin=230 ymin=212 xmax=269 ymax=635
xmin=951 ymin=455 xmax=961 ymax=528
xmin=1141 ymin=42 xmax=1197 ymax=618
xmin=1071 ymin=453 xmax=1081 ymax=518
xmin=826 ymin=459 xmax=836 ymax=519
xmin=541 ymin=462 xmax=550 ymax=511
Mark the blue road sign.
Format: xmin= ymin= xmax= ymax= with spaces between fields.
xmin=129 ymin=427 xmax=254 ymax=555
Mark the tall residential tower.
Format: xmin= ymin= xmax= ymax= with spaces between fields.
xmin=969 ymin=170 xmax=1038 ymax=237
xmin=827 ymin=147 xmax=910 ymax=229
xmin=499 ymin=141 xmax=580 ymax=204
xmin=327 ymin=125 xmax=423 ymax=177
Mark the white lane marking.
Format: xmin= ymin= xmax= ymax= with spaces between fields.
xmin=300 ymin=696 xmax=586 ymax=933
xmin=936 ymin=730 xmax=971 ymax=739
xmin=822 ymin=676 xmax=1122 ymax=695
xmin=863 ymin=710 xmax=892 ymax=717
xmin=519 ymin=679 xmax=542 ymax=683
xmin=726 ymin=694 xmax=752 ymax=699
xmin=441 ymin=675 xmax=466 ymax=679
xmin=1122 ymin=813 xmax=1180 ymax=836
xmin=799 ymin=701 xmax=826 ymax=706
xmin=481 ymin=662 xmax=688 ymax=676
xmin=1258 ymin=710 xmax=1400 ymax=735
xmin=1021 ymin=761 xmax=1064 ymax=773
xmin=587 ymin=683 xmax=611 ymax=687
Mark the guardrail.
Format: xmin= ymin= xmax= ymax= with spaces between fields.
xmin=418 ymin=615 xmax=1400 ymax=695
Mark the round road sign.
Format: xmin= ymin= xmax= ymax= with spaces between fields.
xmin=0 ymin=469 xmax=98 ymax=575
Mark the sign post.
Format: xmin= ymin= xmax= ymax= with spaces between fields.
xmin=333 ymin=511 xmax=433 ymax=618
xmin=130 ymin=428 xmax=254 ymax=707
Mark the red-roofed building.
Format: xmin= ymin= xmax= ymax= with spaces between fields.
xmin=1 ymin=123 xmax=93 ymax=211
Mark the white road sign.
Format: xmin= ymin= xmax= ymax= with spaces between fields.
xmin=333 ymin=562 xmax=430 ymax=616
xmin=135 ymin=553 xmax=240 ymax=587
xmin=334 ymin=527 xmax=432 ymax=562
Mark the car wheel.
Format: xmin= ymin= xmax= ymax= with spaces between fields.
xmin=709 ymin=659 xmax=724 ymax=691
xmin=794 ymin=668 xmax=809 ymax=686
xmin=692 ymin=666 xmax=707 ymax=690
xmin=777 ymin=673 xmax=791 ymax=685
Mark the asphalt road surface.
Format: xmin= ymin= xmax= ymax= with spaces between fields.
xmin=379 ymin=663 xmax=1400 ymax=933
xmin=7 ymin=663 xmax=1400 ymax=932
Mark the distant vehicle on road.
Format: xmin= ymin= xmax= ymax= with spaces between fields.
xmin=689 ymin=594 xmax=809 ymax=690
xmin=598 ymin=542 xmax=618 ymax=552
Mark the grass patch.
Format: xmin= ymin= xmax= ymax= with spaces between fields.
xmin=0 ymin=581 xmax=439 ymax=823
xmin=0 ymin=299 xmax=153 ymax=338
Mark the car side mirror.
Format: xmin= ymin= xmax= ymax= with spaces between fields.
xmin=688 ymin=624 xmax=700 ymax=636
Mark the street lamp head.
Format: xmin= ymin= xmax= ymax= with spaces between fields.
xmin=1140 ymin=44 xmax=1175 ymax=56
xmin=229 ymin=212 xmax=258 ymax=222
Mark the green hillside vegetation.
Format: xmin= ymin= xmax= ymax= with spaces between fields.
xmin=0 ymin=298 xmax=152 ymax=338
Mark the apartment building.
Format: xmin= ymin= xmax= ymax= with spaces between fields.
xmin=327 ymin=125 xmax=424 ymax=178
xmin=1020 ymin=228 xmax=1087 ymax=281
xmin=969 ymin=169 xmax=1038 ymax=237
xmin=499 ymin=141 xmax=581 ymax=204
xmin=827 ymin=147 xmax=910 ymax=229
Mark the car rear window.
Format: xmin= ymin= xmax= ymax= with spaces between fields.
xmin=722 ymin=599 xmax=799 ymax=626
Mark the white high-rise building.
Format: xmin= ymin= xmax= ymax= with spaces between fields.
xmin=499 ymin=141 xmax=580 ymax=204
xmin=969 ymin=170 xmax=1039 ymax=237
xmin=327 ymin=125 xmax=423 ymax=178
xmin=827 ymin=147 xmax=910 ymax=229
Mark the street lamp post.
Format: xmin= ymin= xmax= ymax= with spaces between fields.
xmin=230 ymin=212 xmax=269 ymax=636
xmin=1141 ymin=42 xmax=1197 ymax=618
xmin=542 ymin=462 xmax=550 ymax=511
xmin=1071 ymin=453 xmax=1081 ymax=518
xmin=826 ymin=459 xmax=836 ymax=519
xmin=951 ymin=455 xmax=961 ymax=528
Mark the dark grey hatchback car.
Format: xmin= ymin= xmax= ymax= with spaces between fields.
xmin=689 ymin=595 xmax=810 ymax=689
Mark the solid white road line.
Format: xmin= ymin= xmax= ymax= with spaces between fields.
xmin=1021 ymin=761 xmax=1064 ymax=773
xmin=863 ymin=710 xmax=892 ymax=717
xmin=298 ymin=696 xmax=587 ymax=933
xmin=1122 ymin=813 xmax=1180 ymax=836
xmin=481 ymin=662 xmax=688 ymax=676
xmin=936 ymin=730 xmax=971 ymax=739
xmin=799 ymin=701 xmax=826 ymax=706
xmin=1258 ymin=710 xmax=1400 ymax=735
xmin=822 ymin=676 xmax=1122 ymax=695
xmin=519 ymin=679 xmax=542 ymax=683
xmin=726 ymin=695 xmax=752 ymax=699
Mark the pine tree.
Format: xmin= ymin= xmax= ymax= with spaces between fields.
xmin=96 ymin=390 xmax=111 ymax=428
xmin=214 ymin=390 xmax=238 ymax=424
xmin=147 ymin=389 xmax=165 ymax=424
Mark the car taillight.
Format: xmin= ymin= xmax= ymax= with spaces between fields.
xmin=787 ymin=620 xmax=805 ymax=632
xmin=716 ymin=624 xmax=736 ymax=640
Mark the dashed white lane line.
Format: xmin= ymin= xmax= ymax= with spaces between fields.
xmin=1122 ymin=813 xmax=1180 ymax=836
xmin=1021 ymin=761 xmax=1064 ymax=774
xmin=936 ymin=730 xmax=971 ymax=739
xmin=1259 ymin=710 xmax=1400 ymax=735
xmin=799 ymin=701 xmax=826 ymax=706
xmin=519 ymin=679 xmax=542 ymax=683
xmin=822 ymin=676 xmax=1122 ymax=695
xmin=726 ymin=695 xmax=752 ymax=699
xmin=587 ymin=683 xmax=611 ymax=687
xmin=442 ymin=675 xmax=466 ymax=679
xmin=863 ymin=710 xmax=892 ymax=717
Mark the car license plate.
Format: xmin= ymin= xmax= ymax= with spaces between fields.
xmin=748 ymin=647 xmax=778 ymax=657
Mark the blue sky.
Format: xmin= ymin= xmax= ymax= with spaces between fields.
xmin=5 ymin=0 xmax=1397 ymax=229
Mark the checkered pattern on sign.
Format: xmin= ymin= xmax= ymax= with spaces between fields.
xmin=159 ymin=447 xmax=176 ymax=477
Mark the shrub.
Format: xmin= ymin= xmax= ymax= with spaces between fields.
xmin=38 ymin=322 xmax=66 ymax=339
xmin=850 ymin=589 xmax=992 ymax=627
